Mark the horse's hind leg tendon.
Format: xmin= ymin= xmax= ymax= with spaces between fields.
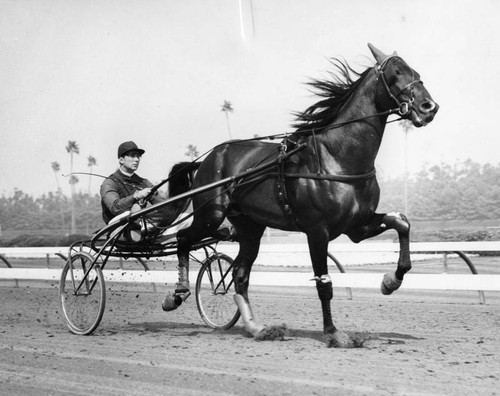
xmin=347 ymin=212 xmax=411 ymax=294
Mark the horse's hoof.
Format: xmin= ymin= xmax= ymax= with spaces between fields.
xmin=380 ymin=272 xmax=402 ymax=295
xmin=325 ymin=331 xmax=365 ymax=348
xmin=255 ymin=324 xmax=288 ymax=341
xmin=161 ymin=290 xmax=191 ymax=312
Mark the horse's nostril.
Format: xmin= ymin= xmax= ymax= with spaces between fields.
xmin=420 ymin=100 xmax=437 ymax=113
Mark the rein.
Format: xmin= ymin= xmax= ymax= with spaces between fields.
xmin=73 ymin=60 xmax=414 ymax=212
xmin=143 ymin=87 xmax=403 ymax=203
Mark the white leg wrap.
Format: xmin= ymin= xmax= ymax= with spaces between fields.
xmin=234 ymin=294 xmax=265 ymax=337
xmin=311 ymin=274 xmax=332 ymax=283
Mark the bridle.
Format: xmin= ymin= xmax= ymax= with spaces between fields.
xmin=375 ymin=55 xmax=423 ymax=117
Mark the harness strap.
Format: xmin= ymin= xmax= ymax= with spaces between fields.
xmin=276 ymin=147 xmax=302 ymax=228
xmin=280 ymin=169 xmax=376 ymax=182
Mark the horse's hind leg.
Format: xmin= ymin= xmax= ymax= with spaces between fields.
xmin=162 ymin=204 xmax=227 ymax=312
xmin=347 ymin=212 xmax=411 ymax=294
xmin=162 ymin=231 xmax=193 ymax=311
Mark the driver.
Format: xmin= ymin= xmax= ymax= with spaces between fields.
xmin=100 ymin=141 xmax=171 ymax=230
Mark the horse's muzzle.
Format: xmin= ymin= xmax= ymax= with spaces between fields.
xmin=412 ymin=99 xmax=439 ymax=127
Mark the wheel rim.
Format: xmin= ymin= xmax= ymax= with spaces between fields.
xmin=60 ymin=252 xmax=105 ymax=335
xmin=196 ymin=254 xmax=239 ymax=329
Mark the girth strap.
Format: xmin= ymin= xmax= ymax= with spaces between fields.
xmin=275 ymin=163 xmax=377 ymax=229
xmin=281 ymin=169 xmax=376 ymax=182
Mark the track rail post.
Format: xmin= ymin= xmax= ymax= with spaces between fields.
xmin=454 ymin=251 xmax=486 ymax=304
xmin=327 ymin=252 xmax=352 ymax=300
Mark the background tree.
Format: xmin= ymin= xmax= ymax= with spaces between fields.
xmin=185 ymin=144 xmax=199 ymax=160
xmin=399 ymin=119 xmax=414 ymax=216
xmin=66 ymin=141 xmax=79 ymax=234
xmin=3 ymin=158 xmax=500 ymax=244
xmin=87 ymin=155 xmax=97 ymax=195
xmin=221 ymin=100 xmax=234 ymax=139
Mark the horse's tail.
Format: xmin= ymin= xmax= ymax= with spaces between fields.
xmin=155 ymin=162 xmax=200 ymax=228
xmin=167 ymin=161 xmax=200 ymax=198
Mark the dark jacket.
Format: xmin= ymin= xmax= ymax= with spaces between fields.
xmin=100 ymin=170 xmax=161 ymax=224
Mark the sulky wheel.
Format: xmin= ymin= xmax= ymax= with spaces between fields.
xmin=59 ymin=251 xmax=106 ymax=335
xmin=195 ymin=253 xmax=240 ymax=330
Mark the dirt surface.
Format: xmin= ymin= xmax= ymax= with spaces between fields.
xmin=0 ymin=274 xmax=499 ymax=396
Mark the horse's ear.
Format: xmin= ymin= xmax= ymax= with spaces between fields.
xmin=368 ymin=43 xmax=389 ymax=65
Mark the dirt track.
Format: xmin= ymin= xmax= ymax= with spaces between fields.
xmin=0 ymin=277 xmax=499 ymax=396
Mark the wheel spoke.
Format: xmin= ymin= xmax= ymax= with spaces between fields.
xmin=195 ymin=253 xmax=240 ymax=329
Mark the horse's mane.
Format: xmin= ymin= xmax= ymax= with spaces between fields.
xmin=293 ymin=59 xmax=371 ymax=133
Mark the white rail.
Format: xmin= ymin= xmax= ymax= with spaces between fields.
xmin=0 ymin=241 xmax=498 ymax=259
xmin=1 ymin=268 xmax=500 ymax=292
xmin=0 ymin=242 xmax=499 ymax=294
xmin=0 ymin=241 xmax=498 ymax=256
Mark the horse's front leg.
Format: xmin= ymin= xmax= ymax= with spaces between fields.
xmin=306 ymin=227 xmax=361 ymax=348
xmin=231 ymin=217 xmax=287 ymax=341
xmin=347 ymin=212 xmax=411 ymax=294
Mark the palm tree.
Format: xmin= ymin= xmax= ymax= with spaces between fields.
xmin=66 ymin=141 xmax=80 ymax=178
xmin=87 ymin=155 xmax=97 ymax=195
xmin=221 ymin=100 xmax=234 ymax=139
xmin=51 ymin=161 xmax=61 ymax=191
xmin=66 ymin=141 xmax=79 ymax=234
xmin=185 ymin=144 xmax=199 ymax=161
xmin=399 ymin=120 xmax=413 ymax=215
xmin=51 ymin=161 xmax=66 ymax=229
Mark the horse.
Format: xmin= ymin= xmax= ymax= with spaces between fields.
xmin=166 ymin=43 xmax=439 ymax=347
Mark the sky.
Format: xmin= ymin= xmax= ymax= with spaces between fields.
xmin=1 ymin=0 xmax=499 ymax=197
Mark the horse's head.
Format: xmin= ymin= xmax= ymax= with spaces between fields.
xmin=368 ymin=43 xmax=439 ymax=127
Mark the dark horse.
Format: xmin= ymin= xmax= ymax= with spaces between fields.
xmin=167 ymin=44 xmax=439 ymax=347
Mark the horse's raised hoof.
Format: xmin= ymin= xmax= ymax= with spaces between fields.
xmin=325 ymin=330 xmax=365 ymax=348
xmin=380 ymin=272 xmax=402 ymax=295
xmin=255 ymin=324 xmax=288 ymax=341
xmin=161 ymin=290 xmax=191 ymax=312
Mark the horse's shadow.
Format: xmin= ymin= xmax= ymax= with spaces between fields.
xmin=101 ymin=321 xmax=421 ymax=347
xmin=289 ymin=328 xmax=422 ymax=347
xmin=99 ymin=321 xmax=205 ymax=336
